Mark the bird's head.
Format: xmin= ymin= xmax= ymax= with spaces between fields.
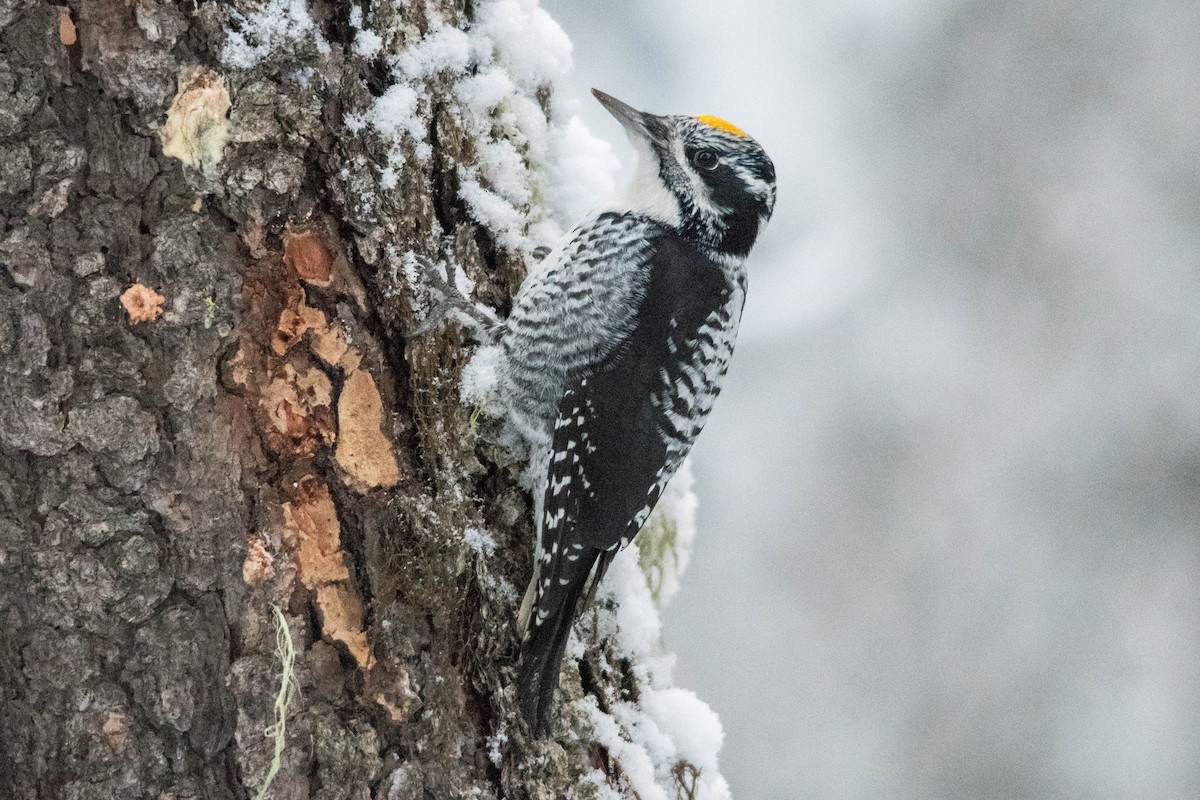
xmin=593 ymin=88 xmax=776 ymax=258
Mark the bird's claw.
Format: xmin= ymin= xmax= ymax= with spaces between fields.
xmin=403 ymin=253 xmax=500 ymax=340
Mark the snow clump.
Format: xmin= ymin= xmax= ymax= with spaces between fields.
xmin=222 ymin=0 xmax=330 ymax=69
xmin=346 ymin=0 xmax=615 ymax=255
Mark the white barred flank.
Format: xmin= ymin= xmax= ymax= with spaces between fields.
xmin=498 ymin=212 xmax=659 ymax=450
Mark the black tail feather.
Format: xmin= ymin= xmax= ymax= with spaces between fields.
xmin=581 ymin=549 xmax=616 ymax=611
xmin=517 ymin=549 xmax=599 ymax=735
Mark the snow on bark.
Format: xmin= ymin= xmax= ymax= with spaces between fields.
xmin=0 ymin=0 xmax=730 ymax=797
xmin=338 ymin=0 xmax=612 ymax=256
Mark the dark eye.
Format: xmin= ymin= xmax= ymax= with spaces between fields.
xmin=693 ymin=149 xmax=719 ymax=170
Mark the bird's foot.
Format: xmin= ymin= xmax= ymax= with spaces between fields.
xmin=404 ymin=253 xmax=501 ymax=340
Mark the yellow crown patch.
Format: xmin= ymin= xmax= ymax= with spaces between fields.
xmin=695 ymin=115 xmax=747 ymax=137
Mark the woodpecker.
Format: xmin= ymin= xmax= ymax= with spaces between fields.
xmin=499 ymin=90 xmax=776 ymax=734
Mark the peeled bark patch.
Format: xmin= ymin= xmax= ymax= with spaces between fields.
xmin=315 ymin=583 xmax=373 ymax=669
xmin=242 ymin=536 xmax=274 ymax=585
xmin=271 ymin=289 xmax=348 ymax=363
xmin=57 ymin=7 xmax=76 ymax=46
xmin=283 ymin=229 xmax=333 ymax=285
xmin=271 ymin=287 xmax=312 ymax=356
xmin=282 ymin=480 xmax=350 ymax=588
xmin=120 ymin=283 xmax=165 ymax=323
xmin=306 ymin=310 xmax=349 ymax=366
xmin=335 ymin=368 xmax=401 ymax=491
xmin=101 ymin=712 xmax=133 ymax=753
xmin=159 ymin=66 xmax=231 ymax=169
xmin=261 ymin=363 xmax=334 ymax=454
xmin=280 ymin=480 xmax=373 ymax=669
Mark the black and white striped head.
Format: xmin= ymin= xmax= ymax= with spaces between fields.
xmin=593 ymin=89 xmax=777 ymax=258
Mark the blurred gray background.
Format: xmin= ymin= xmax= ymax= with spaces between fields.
xmin=544 ymin=0 xmax=1200 ymax=797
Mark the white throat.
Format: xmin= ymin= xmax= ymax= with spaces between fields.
xmin=610 ymin=137 xmax=681 ymax=228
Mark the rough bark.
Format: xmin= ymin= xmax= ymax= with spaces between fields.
xmin=0 ymin=1 xmax=648 ymax=798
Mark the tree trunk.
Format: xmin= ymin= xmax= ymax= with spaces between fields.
xmin=0 ymin=2 xmax=722 ymax=798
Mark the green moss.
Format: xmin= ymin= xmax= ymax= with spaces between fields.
xmin=635 ymin=512 xmax=678 ymax=606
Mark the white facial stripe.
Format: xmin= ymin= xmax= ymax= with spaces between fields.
xmin=733 ymin=163 xmax=772 ymax=201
